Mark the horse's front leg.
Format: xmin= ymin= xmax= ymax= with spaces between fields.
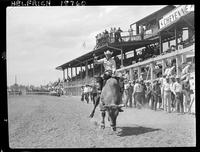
xmin=100 ymin=111 xmax=106 ymax=129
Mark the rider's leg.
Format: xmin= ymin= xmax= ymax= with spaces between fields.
xmin=89 ymin=94 xmax=100 ymax=118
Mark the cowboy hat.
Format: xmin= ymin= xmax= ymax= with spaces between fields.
xmin=104 ymin=50 xmax=113 ymax=55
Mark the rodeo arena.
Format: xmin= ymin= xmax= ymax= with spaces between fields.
xmin=8 ymin=5 xmax=195 ymax=148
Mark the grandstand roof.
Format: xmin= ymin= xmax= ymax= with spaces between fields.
xmin=56 ymin=39 xmax=157 ymax=70
xmin=130 ymin=5 xmax=176 ymax=26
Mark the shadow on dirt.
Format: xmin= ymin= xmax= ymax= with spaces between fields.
xmin=117 ymin=126 xmax=160 ymax=137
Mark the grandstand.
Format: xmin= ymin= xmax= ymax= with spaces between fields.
xmin=56 ymin=5 xmax=194 ymax=96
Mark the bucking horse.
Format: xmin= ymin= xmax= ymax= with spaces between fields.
xmin=89 ymin=72 xmax=124 ymax=131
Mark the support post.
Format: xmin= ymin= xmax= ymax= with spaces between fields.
xmin=176 ymin=55 xmax=182 ymax=77
xmin=168 ymin=40 xmax=171 ymax=48
xmin=129 ymin=68 xmax=133 ymax=81
xmin=75 ymin=67 xmax=77 ymax=81
xmin=150 ymin=63 xmax=154 ymax=84
xmin=162 ymin=60 xmax=165 ymax=76
xmin=85 ymin=61 xmax=88 ymax=80
xmin=159 ymin=34 xmax=163 ymax=54
xmin=137 ymin=67 xmax=141 ymax=80
xmin=71 ymin=67 xmax=73 ymax=79
xmin=67 ymin=68 xmax=69 ymax=79
xmin=62 ymin=69 xmax=65 ymax=81
xmin=121 ymin=49 xmax=123 ymax=67
xmin=100 ymin=64 xmax=103 ymax=74
xmin=80 ymin=65 xmax=82 ymax=80
xmin=175 ymin=26 xmax=178 ymax=50
xmin=93 ymin=63 xmax=95 ymax=77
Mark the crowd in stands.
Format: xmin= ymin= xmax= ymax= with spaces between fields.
xmin=119 ymin=59 xmax=195 ymax=114
xmin=95 ymin=27 xmax=124 ymax=48
xmin=94 ymin=24 xmax=158 ymax=49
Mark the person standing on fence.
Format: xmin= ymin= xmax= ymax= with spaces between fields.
xmin=162 ymin=76 xmax=172 ymax=113
xmin=173 ymin=76 xmax=184 ymax=113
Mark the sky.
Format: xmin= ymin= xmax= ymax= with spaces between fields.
xmin=7 ymin=5 xmax=167 ymax=86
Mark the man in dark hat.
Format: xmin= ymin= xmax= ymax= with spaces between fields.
xmin=151 ymin=79 xmax=161 ymax=111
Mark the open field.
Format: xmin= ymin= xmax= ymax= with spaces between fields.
xmin=8 ymin=95 xmax=196 ymax=148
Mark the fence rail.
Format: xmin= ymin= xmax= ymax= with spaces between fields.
xmin=26 ymin=91 xmax=50 ymax=95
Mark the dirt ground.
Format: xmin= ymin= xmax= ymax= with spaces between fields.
xmin=8 ymin=95 xmax=196 ymax=148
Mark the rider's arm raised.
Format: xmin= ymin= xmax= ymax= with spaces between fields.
xmin=94 ymin=58 xmax=104 ymax=65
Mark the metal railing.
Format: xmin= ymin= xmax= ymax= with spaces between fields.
xmin=95 ymin=31 xmax=154 ymax=48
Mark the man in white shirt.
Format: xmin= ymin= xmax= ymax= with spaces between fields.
xmin=170 ymin=75 xmax=176 ymax=112
xmin=162 ymin=76 xmax=172 ymax=112
xmin=173 ymin=76 xmax=184 ymax=113
xmin=133 ymin=79 xmax=143 ymax=108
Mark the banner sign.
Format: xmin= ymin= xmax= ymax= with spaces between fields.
xmin=159 ymin=5 xmax=194 ymax=30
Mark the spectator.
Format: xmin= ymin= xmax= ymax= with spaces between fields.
xmin=110 ymin=27 xmax=114 ymax=43
xmin=128 ymin=81 xmax=134 ymax=107
xmin=124 ymin=79 xmax=129 ymax=108
xmin=128 ymin=27 xmax=133 ymax=41
xmin=170 ymin=75 xmax=176 ymax=112
xmin=140 ymin=25 xmax=145 ymax=40
xmin=173 ymin=76 xmax=184 ymax=113
xmin=145 ymin=81 xmax=152 ymax=107
xmin=116 ymin=27 xmax=123 ymax=42
xmin=133 ymin=79 xmax=143 ymax=109
xmin=140 ymin=79 xmax=146 ymax=106
xmin=124 ymin=70 xmax=130 ymax=81
xmin=113 ymin=27 xmax=117 ymax=42
xmin=152 ymin=80 xmax=162 ymax=110
xmin=104 ymin=29 xmax=109 ymax=43
xmin=162 ymin=76 xmax=172 ymax=113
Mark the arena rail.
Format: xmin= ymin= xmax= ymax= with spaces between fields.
xmin=26 ymin=91 xmax=50 ymax=95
